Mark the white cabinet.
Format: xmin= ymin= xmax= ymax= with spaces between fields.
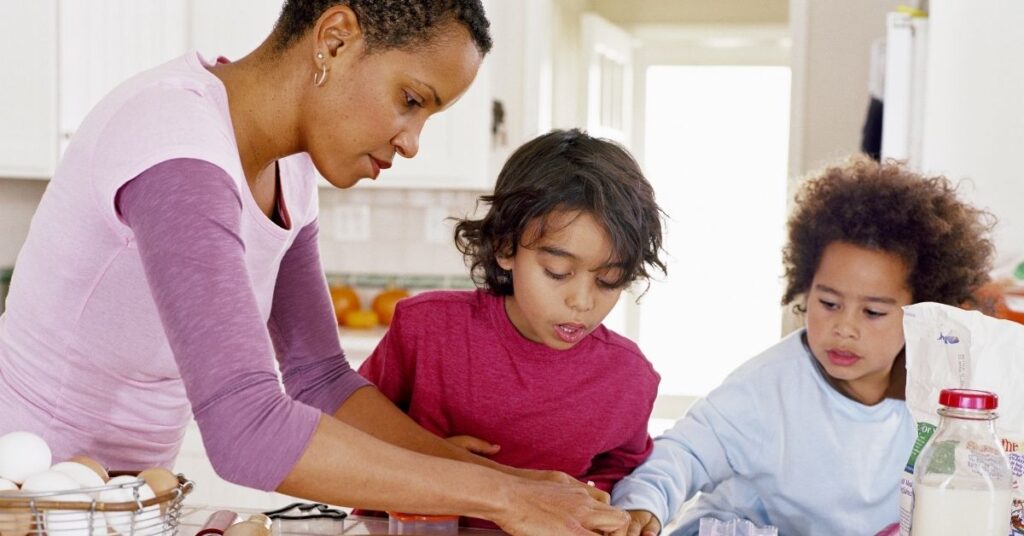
xmin=188 ymin=0 xmax=283 ymax=61
xmin=0 ymin=0 xmax=282 ymax=181
xmin=0 ymin=0 xmax=188 ymax=179
xmin=0 ymin=0 xmax=551 ymax=189
xmin=352 ymin=63 xmax=493 ymax=191
xmin=58 ymin=1 xmax=188 ymax=156
xmin=486 ymin=0 xmax=554 ymax=180
xmin=322 ymin=0 xmax=553 ymax=192
xmin=0 ymin=1 xmax=58 ymax=179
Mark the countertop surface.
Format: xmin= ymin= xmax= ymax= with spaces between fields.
xmin=178 ymin=505 xmax=503 ymax=536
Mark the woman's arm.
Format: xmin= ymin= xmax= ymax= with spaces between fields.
xmin=267 ymin=218 xmax=369 ymax=416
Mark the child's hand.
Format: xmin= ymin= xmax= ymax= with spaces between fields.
xmin=446 ymin=434 xmax=501 ymax=455
xmin=626 ymin=510 xmax=661 ymax=536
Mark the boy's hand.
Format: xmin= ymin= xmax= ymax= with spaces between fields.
xmin=627 ymin=510 xmax=661 ymax=536
xmin=446 ymin=434 xmax=501 ymax=456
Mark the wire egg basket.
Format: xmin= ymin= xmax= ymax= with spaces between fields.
xmin=0 ymin=473 xmax=193 ymax=536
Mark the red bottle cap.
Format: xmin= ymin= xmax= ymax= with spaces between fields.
xmin=938 ymin=388 xmax=998 ymax=410
xmin=387 ymin=512 xmax=459 ymax=522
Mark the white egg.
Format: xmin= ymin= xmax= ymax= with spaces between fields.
xmin=20 ymin=469 xmax=80 ymax=493
xmin=0 ymin=431 xmax=52 ymax=484
xmin=0 ymin=477 xmax=17 ymax=491
xmin=100 ymin=475 xmax=157 ymax=536
xmin=51 ymin=462 xmax=106 ymax=492
xmin=21 ymin=470 xmax=105 ymax=536
xmin=41 ymin=491 xmax=108 ymax=536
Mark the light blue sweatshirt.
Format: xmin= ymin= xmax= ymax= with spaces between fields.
xmin=612 ymin=330 xmax=916 ymax=536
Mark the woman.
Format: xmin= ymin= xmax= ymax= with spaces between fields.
xmin=0 ymin=1 xmax=628 ymax=534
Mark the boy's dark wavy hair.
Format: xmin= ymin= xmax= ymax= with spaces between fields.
xmin=272 ymin=0 xmax=492 ymax=54
xmin=455 ymin=129 xmax=666 ymax=296
xmin=783 ymin=155 xmax=996 ymax=311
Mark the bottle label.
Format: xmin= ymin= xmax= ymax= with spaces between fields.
xmin=899 ymin=422 xmax=936 ymax=536
xmin=1004 ymin=438 xmax=1024 ymax=535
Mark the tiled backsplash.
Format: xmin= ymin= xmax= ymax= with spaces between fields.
xmin=0 ymin=178 xmax=489 ymax=279
xmin=0 ymin=179 xmax=48 ymax=267
xmin=317 ymin=187 xmax=488 ymax=277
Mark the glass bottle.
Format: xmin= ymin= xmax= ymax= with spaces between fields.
xmin=911 ymin=388 xmax=1012 ymax=535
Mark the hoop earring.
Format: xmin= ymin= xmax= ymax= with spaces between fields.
xmin=313 ymin=52 xmax=328 ymax=87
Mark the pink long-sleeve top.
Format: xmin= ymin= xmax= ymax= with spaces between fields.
xmin=0 ymin=52 xmax=367 ymax=490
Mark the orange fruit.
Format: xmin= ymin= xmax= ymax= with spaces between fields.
xmin=342 ymin=309 xmax=379 ymax=329
xmin=373 ymin=288 xmax=410 ymax=326
xmin=329 ymin=285 xmax=361 ymax=325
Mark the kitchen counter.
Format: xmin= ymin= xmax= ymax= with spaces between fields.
xmin=178 ymin=506 xmax=503 ymax=536
xmin=338 ymin=326 xmax=388 ymax=369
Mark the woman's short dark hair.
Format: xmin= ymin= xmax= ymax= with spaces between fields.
xmin=782 ymin=155 xmax=996 ymax=311
xmin=455 ymin=129 xmax=666 ymax=296
xmin=273 ymin=0 xmax=492 ymax=54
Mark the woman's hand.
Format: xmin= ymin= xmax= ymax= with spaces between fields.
xmin=446 ymin=434 xmax=501 ymax=456
xmin=626 ymin=510 xmax=661 ymax=536
xmin=494 ymin=476 xmax=629 ymax=536
xmin=508 ymin=466 xmax=610 ymax=504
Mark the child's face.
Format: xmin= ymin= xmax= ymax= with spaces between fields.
xmin=804 ymin=241 xmax=913 ymax=405
xmin=497 ymin=210 xmax=624 ymax=350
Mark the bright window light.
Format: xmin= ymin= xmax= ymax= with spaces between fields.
xmin=640 ymin=65 xmax=791 ymax=397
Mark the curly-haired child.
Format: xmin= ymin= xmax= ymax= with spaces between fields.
xmin=357 ymin=128 xmax=666 ymax=527
xmin=613 ymin=156 xmax=996 ymax=536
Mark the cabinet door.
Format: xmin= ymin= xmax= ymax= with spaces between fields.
xmin=360 ymin=61 xmax=492 ymax=190
xmin=0 ymin=0 xmax=58 ymax=179
xmin=486 ymin=0 xmax=553 ymax=177
xmin=188 ymin=0 xmax=283 ymax=61
xmin=59 ymin=0 xmax=189 ymax=156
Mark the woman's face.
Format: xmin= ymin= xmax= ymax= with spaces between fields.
xmin=804 ymin=241 xmax=913 ymax=405
xmin=304 ymin=23 xmax=483 ymax=188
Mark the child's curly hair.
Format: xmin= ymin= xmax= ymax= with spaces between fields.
xmin=455 ymin=129 xmax=666 ymax=296
xmin=783 ymin=156 xmax=996 ymax=311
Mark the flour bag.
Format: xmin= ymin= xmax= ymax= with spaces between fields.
xmin=899 ymin=302 xmax=1024 ymax=535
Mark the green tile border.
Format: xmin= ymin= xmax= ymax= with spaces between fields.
xmin=0 ymin=267 xmax=473 ymax=291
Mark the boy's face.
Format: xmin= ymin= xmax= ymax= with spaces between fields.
xmin=804 ymin=241 xmax=913 ymax=405
xmin=497 ymin=210 xmax=625 ymax=350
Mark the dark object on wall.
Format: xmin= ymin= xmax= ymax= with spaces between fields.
xmin=0 ymin=266 xmax=11 ymax=315
xmin=491 ymin=99 xmax=507 ymax=147
xmin=861 ymin=97 xmax=884 ymax=161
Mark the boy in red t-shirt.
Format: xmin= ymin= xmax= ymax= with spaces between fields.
xmin=359 ymin=129 xmax=666 ymax=527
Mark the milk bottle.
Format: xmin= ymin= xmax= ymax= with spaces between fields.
xmin=910 ymin=389 xmax=1012 ymax=536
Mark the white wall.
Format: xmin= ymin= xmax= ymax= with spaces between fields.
xmin=788 ymin=0 xmax=904 ymax=181
xmin=551 ymin=0 xmax=590 ymax=129
xmin=784 ymin=0 xmax=904 ymax=334
xmin=592 ymin=0 xmax=787 ymax=25
xmin=919 ymin=0 xmax=1024 ymax=271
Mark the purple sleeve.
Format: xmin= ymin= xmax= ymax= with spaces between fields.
xmin=268 ymin=219 xmax=370 ymax=415
xmin=117 ymin=158 xmax=320 ymax=490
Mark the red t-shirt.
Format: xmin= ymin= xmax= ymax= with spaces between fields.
xmin=358 ymin=289 xmax=659 ymax=527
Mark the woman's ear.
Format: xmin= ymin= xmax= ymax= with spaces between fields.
xmin=313 ymin=5 xmax=363 ymax=59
